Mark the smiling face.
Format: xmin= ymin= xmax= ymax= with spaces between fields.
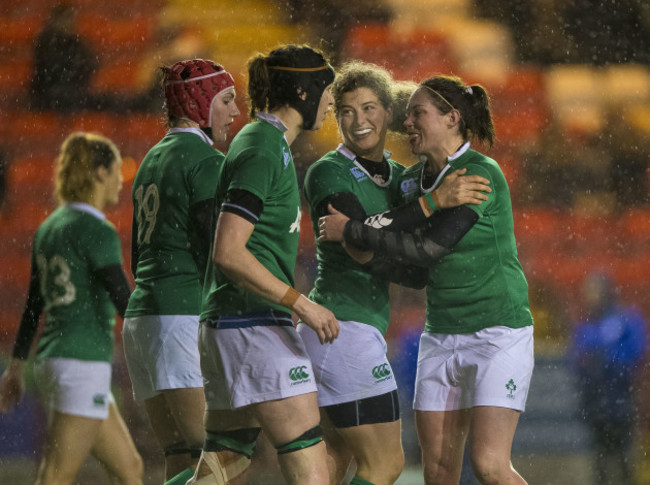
xmin=209 ymin=87 xmax=241 ymax=143
xmin=337 ymin=87 xmax=392 ymax=162
xmin=404 ymin=88 xmax=451 ymax=159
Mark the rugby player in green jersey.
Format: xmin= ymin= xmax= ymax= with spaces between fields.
xmin=190 ymin=45 xmax=338 ymax=485
xmin=0 ymin=133 xmax=142 ymax=485
xmin=319 ymin=76 xmax=533 ymax=485
xmin=122 ymin=59 xmax=241 ymax=485
xmin=301 ymin=63 xmax=490 ymax=485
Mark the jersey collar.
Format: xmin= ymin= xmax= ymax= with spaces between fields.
xmin=65 ymin=202 xmax=106 ymax=220
xmin=420 ymin=142 xmax=471 ymax=193
xmin=336 ymin=143 xmax=393 ymax=188
xmin=167 ymin=127 xmax=213 ymax=145
xmin=256 ymin=112 xmax=289 ymax=133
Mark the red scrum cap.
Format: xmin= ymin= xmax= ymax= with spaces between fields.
xmin=164 ymin=59 xmax=235 ymax=128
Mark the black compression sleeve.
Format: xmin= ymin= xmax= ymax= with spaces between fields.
xmin=362 ymin=255 xmax=428 ymax=289
xmin=343 ymin=205 xmax=478 ymax=267
xmin=130 ymin=215 xmax=138 ymax=278
xmin=12 ymin=255 xmax=44 ymax=360
xmin=189 ymin=198 xmax=214 ymax=278
xmin=315 ymin=192 xmax=367 ymax=220
xmin=317 ymin=192 xmax=426 ymax=286
xmin=363 ymin=199 xmax=428 ymax=232
xmin=221 ymin=189 xmax=263 ymax=224
xmin=95 ymin=265 xmax=131 ymax=319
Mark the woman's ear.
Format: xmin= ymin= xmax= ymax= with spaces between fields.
xmin=447 ymin=109 xmax=461 ymax=128
xmin=95 ymin=165 xmax=108 ymax=183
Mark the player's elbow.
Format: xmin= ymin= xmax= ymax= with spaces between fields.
xmin=213 ymin=242 xmax=242 ymax=279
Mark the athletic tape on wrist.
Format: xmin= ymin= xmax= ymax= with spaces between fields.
xmin=422 ymin=192 xmax=438 ymax=213
xmin=280 ymin=287 xmax=301 ymax=310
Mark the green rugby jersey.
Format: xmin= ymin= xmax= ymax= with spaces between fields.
xmin=304 ymin=145 xmax=405 ymax=336
xmin=201 ymin=117 xmax=301 ymax=318
xmin=126 ymin=130 xmax=222 ymax=317
xmin=397 ymin=145 xmax=533 ymax=334
xmin=34 ymin=204 xmax=123 ymax=362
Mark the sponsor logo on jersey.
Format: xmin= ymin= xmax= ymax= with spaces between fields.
xmin=400 ymin=177 xmax=418 ymax=199
xmin=365 ymin=212 xmax=394 ymax=229
xmin=372 ymin=363 xmax=392 ymax=383
xmin=505 ymin=378 xmax=517 ymax=399
xmin=350 ymin=167 xmax=367 ymax=181
xmin=289 ymin=206 xmax=301 ymax=233
xmin=289 ymin=365 xmax=311 ymax=385
xmin=282 ymin=146 xmax=291 ymax=168
xmin=93 ymin=393 xmax=107 ymax=407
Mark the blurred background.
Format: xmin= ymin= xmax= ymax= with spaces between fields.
xmin=0 ymin=0 xmax=649 ymax=483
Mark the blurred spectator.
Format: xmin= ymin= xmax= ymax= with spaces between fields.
xmin=284 ymin=0 xmax=392 ymax=63
xmin=475 ymin=0 xmax=571 ymax=65
xmin=30 ymin=3 xmax=128 ymax=112
xmin=518 ymin=120 xmax=577 ymax=208
xmin=131 ymin=23 xmax=212 ymax=113
xmin=563 ymin=0 xmax=650 ymax=65
xmin=568 ymin=271 xmax=647 ymax=485
xmin=603 ymin=111 xmax=650 ymax=209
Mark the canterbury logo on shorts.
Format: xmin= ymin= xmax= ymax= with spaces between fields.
xmin=372 ymin=363 xmax=392 ymax=381
xmin=93 ymin=393 xmax=107 ymax=407
xmin=289 ymin=366 xmax=310 ymax=385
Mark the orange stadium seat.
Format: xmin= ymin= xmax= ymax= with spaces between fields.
xmin=67 ymin=111 xmax=122 ymax=139
xmin=563 ymin=213 xmax=615 ymax=257
xmin=617 ymin=208 xmax=650 ymax=253
xmin=513 ymin=208 xmax=564 ymax=256
xmin=76 ymin=14 xmax=154 ymax=51
xmin=2 ymin=200 xmax=53 ymax=240
xmin=490 ymin=68 xmax=550 ymax=144
xmin=90 ymin=60 xmax=141 ymax=95
xmin=343 ymin=23 xmax=393 ymax=63
xmin=0 ymin=15 xmax=44 ymax=47
xmin=118 ymin=114 xmax=164 ymax=159
xmin=8 ymin=111 xmax=71 ymax=157
xmin=0 ymin=60 xmax=33 ymax=108
xmin=6 ymin=155 xmax=56 ymax=193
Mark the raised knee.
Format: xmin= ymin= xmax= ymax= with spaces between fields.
xmin=470 ymin=454 xmax=507 ymax=485
xmin=121 ymin=452 xmax=144 ymax=484
xmin=356 ymin=447 xmax=404 ymax=484
xmin=421 ymin=461 xmax=457 ymax=485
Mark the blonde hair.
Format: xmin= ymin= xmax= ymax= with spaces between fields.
xmin=55 ymin=132 xmax=120 ymax=204
xmin=389 ymin=80 xmax=418 ymax=134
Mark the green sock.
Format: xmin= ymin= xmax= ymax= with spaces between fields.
xmin=163 ymin=467 xmax=194 ymax=485
xmin=350 ymin=477 xmax=375 ymax=485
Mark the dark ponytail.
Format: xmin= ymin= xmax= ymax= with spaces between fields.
xmin=463 ymin=84 xmax=495 ymax=148
xmin=419 ymin=76 xmax=495 ymax=148
xmin=247 ymin=54 xmax=271 ymax=119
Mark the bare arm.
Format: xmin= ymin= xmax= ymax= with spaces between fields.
xmin=213 ymin=211 xmax=339 ymax=344
xmin=0 ymin=359 xmax=25 ymax=414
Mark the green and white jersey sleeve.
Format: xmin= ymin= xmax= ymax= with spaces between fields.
xmin=304 ymin=146 xmax=405 ymax=336
xmin=34 ymin=204 xmax=123 ymax=362
xmin=126 ymin=130 xmax=222 ymax=317
xmin=398 ymin=147 xmax=533 ymax=334
xmin=201 ymin=119 xmax=301 ymax=319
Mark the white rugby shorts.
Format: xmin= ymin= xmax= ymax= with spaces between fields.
xmin=297 ymin=320 xmax=397 ymax=407
xmin=414 ymin=325 xmax=534 ymax=412
xmin=199 ymin=321 xmax=317 ymax=410
xmin=122 ymin=315 xmax=203 ymax=401
xmin=34 ymin=357 xmax=114 ymax=419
